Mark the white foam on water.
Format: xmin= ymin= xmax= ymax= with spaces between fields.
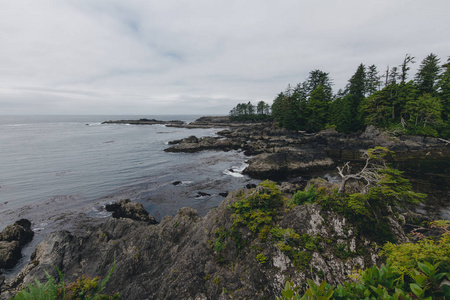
xmin=223 ymin=162 xmax=248 ymax=178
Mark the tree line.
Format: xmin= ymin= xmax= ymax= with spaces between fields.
xmin=229 ymin=100 xmax=271 ymax=121
xmin=230 ymin=53 xmax=450 ymax=138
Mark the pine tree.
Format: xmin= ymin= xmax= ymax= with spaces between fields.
xmin=305 ymin=84 xmax=329 ymax=132
xmin=365 ymin=64 xmax=381 ymax=96
xmin=347 ymin=64 xmax=366 ymax=131
xmin=415 ymin=53 xmax=441 ymax=95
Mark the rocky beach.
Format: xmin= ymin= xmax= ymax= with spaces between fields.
xmin=1 ymin=116 xmax=449 ymax=299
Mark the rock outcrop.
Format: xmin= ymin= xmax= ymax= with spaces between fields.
xmin=165 ymin=122 xmax=450 ymax=180
xmin=243 ymin=151 xmax=335 ymax=180
xmin=2 ymin=192 xmax=404 ymax=300
xmin=102 ymin=119 xmax=185 ymax=126
xmin=0 ymin=219 xmax=34 ymax=269
xmin=105 ymin=199 xmax=158 ymax=224
xmin=165 ymin=136 xmax=244 ymax=153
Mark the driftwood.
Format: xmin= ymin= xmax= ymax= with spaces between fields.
xmin=437 ymin=138 xmax=450 ymax=145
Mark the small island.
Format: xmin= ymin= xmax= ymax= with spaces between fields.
xmin=101 ymin=118 xmax=185 ymax=126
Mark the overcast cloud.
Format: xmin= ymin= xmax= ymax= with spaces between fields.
xmin=0 ymin=1 xmax=449 ymax=115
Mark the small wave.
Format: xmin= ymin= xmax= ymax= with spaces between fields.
xmin=223 ymin=162 xmax=248 ymax=178
xmin=223 ymin=170 xmax=244 ymax=178
xmin=88 ymin=206 xmax=112 ymax=218
xmin=32 ymin=222 xmax=48 ymax=232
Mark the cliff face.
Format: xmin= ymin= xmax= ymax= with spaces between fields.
xmin=3 ymin=186 xmax=404 ymax=300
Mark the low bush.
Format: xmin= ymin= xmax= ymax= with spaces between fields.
xmin=13 ymin=262 xmax=119 ymax=300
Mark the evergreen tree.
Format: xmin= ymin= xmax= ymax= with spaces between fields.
xmin=347 ymin=64 xmax=366 ymax=131
xmin=305 ymin=70 xmax=334 ymax=102
xmin=403 ymin=94 xmax=443 ymax=136
xmin=256 ymin=100 xmax=270 ymax=116
xmin=388 ymin=66 xmax=399 ymax=85
xmin=399 ymin=54 xmax=415 ymax=83
xmin=332 ymin=95 xmax=354 ymax=133
xmin=365 ymin=64 xmax=381 ymax=96
xmin=415 ymin=53 xmax=441 ymax=95
xmin=271 ymin=92 xmax=285 ymax=122
xmin=437 ymin=57 xmax=450 ymax=138
xmin=305 ymin=84 xmax=329 ymax=132
xmin=364 ymin=88 xmax=394 ymax=128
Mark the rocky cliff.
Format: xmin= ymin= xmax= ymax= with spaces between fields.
xmin=2 ymin=182 xmax=406 ymax=300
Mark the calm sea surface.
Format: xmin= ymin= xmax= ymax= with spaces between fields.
xmin=0 ymin=115 xmax=259 ymax=272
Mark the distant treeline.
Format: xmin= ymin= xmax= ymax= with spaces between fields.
xmin=229 ymin=53 xmax=450 ymax=138
xmin=229 ymin=101 xmax=271 ymax=121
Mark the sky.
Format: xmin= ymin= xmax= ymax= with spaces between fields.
xmin=0 ymin=1 xmax=449 ymax=115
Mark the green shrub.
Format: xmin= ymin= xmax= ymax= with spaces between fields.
xmin=13 ymin=262 xmax=119 ymax=300
xmin=291 ymin=186 xmax=317 ymax=206
xmin=278 ymin=228 xmax=450 ymax=299
xmin=256 ymin=253 xmax=268 ymax=264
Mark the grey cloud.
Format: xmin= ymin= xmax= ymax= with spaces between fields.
xmin=0 ymin=0 xmax=449 ymax=115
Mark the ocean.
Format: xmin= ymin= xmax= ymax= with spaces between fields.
xmin=0 ymin=115 xmax=258 ymax=273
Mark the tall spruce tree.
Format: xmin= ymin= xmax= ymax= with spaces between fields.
xmin=347 ymin=63 xmax=366 ymax=131
xmin=305 ymin=84 xmax=329 ymax=132
xmin=437 ymin=57 xmax=450 ymax=138
xmin=365 ymin=64 xmax=381 ymax=96
xmin=305 ymin=70 xmax=334 ymax=102
xmin=415 ymin=53 xmax=441 ymax=95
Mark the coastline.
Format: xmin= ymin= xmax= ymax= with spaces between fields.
xmin=1 ymin=116 xmax=449 ymax=299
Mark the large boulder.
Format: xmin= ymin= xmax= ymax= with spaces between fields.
xmin=105 ymin=199 xmax=157 ymax=224
xmin=0 ymin=241 xmax=21 ymax=269
xmin=0 ymin=219 xmax=34 ymax=269
xmin=0 ymin=219 xmax=34 ymax=246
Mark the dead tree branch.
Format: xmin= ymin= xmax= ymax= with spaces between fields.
xmin=337 ymin=150 xmax=386 ymax=194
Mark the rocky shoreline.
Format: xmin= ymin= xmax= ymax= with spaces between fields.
xmin=1 ymin=116 xmax=449 ymax=299
xmin=165 ymin=117 xmax=450 ymax=180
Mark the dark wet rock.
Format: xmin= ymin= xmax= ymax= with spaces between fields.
xmin=245 ymin=183 xmax=257 ymax=189
xmin=167 ymin=139 xmax=181 ymax=145
xmin=105 ymin=199 xmax=157 ymax=224
xmin=165 ymin=136 xmax=243 ymax=153
xmin=172 ymin=181 xmax=182 ymax=186
xmin=244 ymin=151 xmax=335 ymax=180
xmin=0 ymin=219 xmax=34 ymax=247
xmin=0 ymin=241 xmax=21 ymax=269
xmin=0 ymin=219 xmax=34 ymax=269
xmin=196 ymin=192 xmax=211 ymax=197
xmin=219 ymin=192 xmax=229 ymax=197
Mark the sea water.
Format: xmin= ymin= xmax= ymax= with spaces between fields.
xmin=0 ymin=115 xmax=258 ymax=269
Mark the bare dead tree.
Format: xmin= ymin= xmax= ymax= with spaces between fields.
xmin=337 ymin=148 xmax=389 ymax=194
